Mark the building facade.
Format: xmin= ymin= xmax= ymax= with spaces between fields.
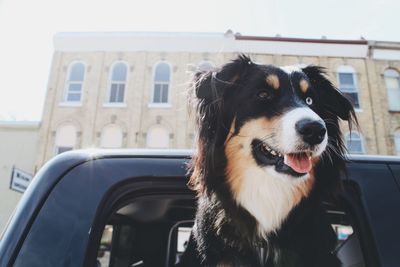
xmin=0 ymin=121 xmax=39 ymax=232
xmin=36 ymin=31 xmax=400 ymax=168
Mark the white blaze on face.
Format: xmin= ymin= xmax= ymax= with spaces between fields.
xmin=279 ymin=107 xmax=328 ymax=156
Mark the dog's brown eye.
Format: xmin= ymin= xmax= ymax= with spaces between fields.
xmin=306 ymin=97 xmax=313 ymax=105
xmin=257 ymin=91 xmax=270 ymax=99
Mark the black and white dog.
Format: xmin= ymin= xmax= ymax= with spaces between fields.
xmin=178 ymin=55 xmax=357 ymax=267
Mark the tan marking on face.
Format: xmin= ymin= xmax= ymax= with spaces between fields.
xmin=225 ymin=117 xmax=279 ymax=195
xmin=266 ymin=74 xmax=280 ymax=90
xmin=299 ymin=79 xmax=309 ymax=93
xmin=224 ymin=117 xmax=317 ymax=234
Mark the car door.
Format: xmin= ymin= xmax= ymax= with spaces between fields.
xmin=0 ymin=151 xmax=192 ymax=267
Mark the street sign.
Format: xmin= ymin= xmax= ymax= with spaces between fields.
xmin=10 ymin=167 xmax=33 ymax=193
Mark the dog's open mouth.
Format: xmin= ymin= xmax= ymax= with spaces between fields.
xmin=251 ymin=139 xmax=313 ymax=177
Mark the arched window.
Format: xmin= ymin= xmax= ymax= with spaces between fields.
xmin=100 ymin=124 xmax=123 ymax=148
xmin=337 ymin=66 xmax=360 ymax=109
xmin=146 ymin=126 xmax=170 ymax=148
xmin=394 ymin=130 xmax=400 ymax=155
xmin=55 ymin=123 xmax=77 ymax=154
xmin=197 ymin=61 xmax=215 ymax=72
xmin=384 ymin=69 xmax=400 ymax=111
xmin=108 ymin=62 xmax=128 ymax=103
xmin=65 ymin=62 xmax=85 ymax=103
xmin=152 ymin=62 xmax=171 ymax=104
xmin=345 ymin=131 xmax=365 ymax=154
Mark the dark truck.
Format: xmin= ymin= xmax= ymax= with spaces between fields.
xmin=0 ymin=149 xmax=399 ymax=267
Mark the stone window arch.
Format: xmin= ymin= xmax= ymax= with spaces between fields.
xmin=146 ymin=125 xmax=170 ymax=148
xmin=55 ymin=123 xmax=77 ymax=154
xmin=100 ymin=124 xmax=124 ymax=148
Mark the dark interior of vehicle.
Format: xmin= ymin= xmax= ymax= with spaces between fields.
xmin=96 ymin=195 xmax=366 ymax=267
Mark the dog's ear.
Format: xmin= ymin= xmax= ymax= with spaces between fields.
xmin=194 ymin=54 xmax=253 ymax=100
xmin=302 ymin=65 xmax=357 ymax=122
xmin=189 ymin=55 xmax=253 ymax=193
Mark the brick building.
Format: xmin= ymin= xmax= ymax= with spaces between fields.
xmin=36 ymin=31 xmax=400 ymax=168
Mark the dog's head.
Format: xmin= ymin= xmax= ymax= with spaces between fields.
xmin=190 ymin=55 xmax=357 ymax=233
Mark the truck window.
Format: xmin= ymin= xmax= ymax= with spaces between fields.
xmin=92 ymin=195 xmax=365 ymax=267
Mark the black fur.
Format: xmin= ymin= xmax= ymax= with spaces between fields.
xmin=179 ymin=55 xmax=357 ymax=267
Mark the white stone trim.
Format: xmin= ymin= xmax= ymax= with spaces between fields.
xmin=54 ymin=32 xmax=368 ymax=58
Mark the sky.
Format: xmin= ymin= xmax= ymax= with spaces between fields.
xmin=0 ymin=0 xmax=399 ymax=121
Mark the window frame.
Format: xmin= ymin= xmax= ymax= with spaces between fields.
xmin=105 ymin=61 xmax=129 ymax=107
xmin=337 ymin=65 xmax=361 ymax=111
xmin=149 ymin=61 xmax=172 ymax=108
xmin=345 ymin=131 xmax=365 ymax=154
xmin=384 ymin=68 xmax=400 ymax=112
xmin=61 ymin=61 xmax=86 ymax=106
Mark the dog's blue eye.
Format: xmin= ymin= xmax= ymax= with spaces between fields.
xmin=306 ymin=97 xmax=313 ymax=105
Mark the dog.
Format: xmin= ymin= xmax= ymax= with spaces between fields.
xmin=177 ymin=55 xmax=357 ymax=267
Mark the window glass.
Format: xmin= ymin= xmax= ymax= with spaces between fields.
xmin=345 ymin=132 xmax=364 ymax=154
xmin=65 ymin=62 xmax=85 ymax=102
xmin=108 ymin=62 xmax=127 ymax=103
xmin=155 ymin=62 xmax=170 ymax=82
xmin=384 ymin=69 xmax=400 ymax=111
xmin=70 ymin=63 xmax=85 ymax=81
xmin=152 ymin=62 xmax=170 ymax=104
xmin=112 ymin=63 xmax=128 ymax=81
xmin=337 ymin=66 xmax=360 ymax=109
xmin=339 ymin=73 xmax=355 ymax=88
xmin=97 ymin=225 xmax=113 ymax=266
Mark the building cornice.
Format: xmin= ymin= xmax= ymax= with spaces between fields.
xmin=54 ymin=31 xmax=369 ymax=58
xmin=235 ymin=34 xmax=368 ymax=45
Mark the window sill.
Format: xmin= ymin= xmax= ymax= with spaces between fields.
xmin=354 ymin=108 xmax=362 ymax=112
xmin=148 ymin=103 xmax=172 ymax=108
xmin=59 ymin=102 xmax=82 ymax=107
xmin=103 ymin=103 xmax=127 ymax=108
xmin=388 ymin=109 xmax=400 ymax=113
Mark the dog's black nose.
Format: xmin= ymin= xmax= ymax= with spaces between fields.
xmin=295 ymin=119 xmax=326 ymax=145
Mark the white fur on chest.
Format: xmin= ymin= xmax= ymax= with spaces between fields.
xmin=235 ymin=165 xmax=311 ymax=236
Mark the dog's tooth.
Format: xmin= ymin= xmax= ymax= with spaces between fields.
xmin=278 ymin=153 xmax=282 ymax=157
xmin=284 ymin=154 xmax=288 ymax=165
xmin=270 ymin=150 xmax=277 ymax=156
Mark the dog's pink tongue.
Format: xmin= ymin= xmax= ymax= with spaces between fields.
xmin=284 ymin=153 xmax=312 ymax=174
